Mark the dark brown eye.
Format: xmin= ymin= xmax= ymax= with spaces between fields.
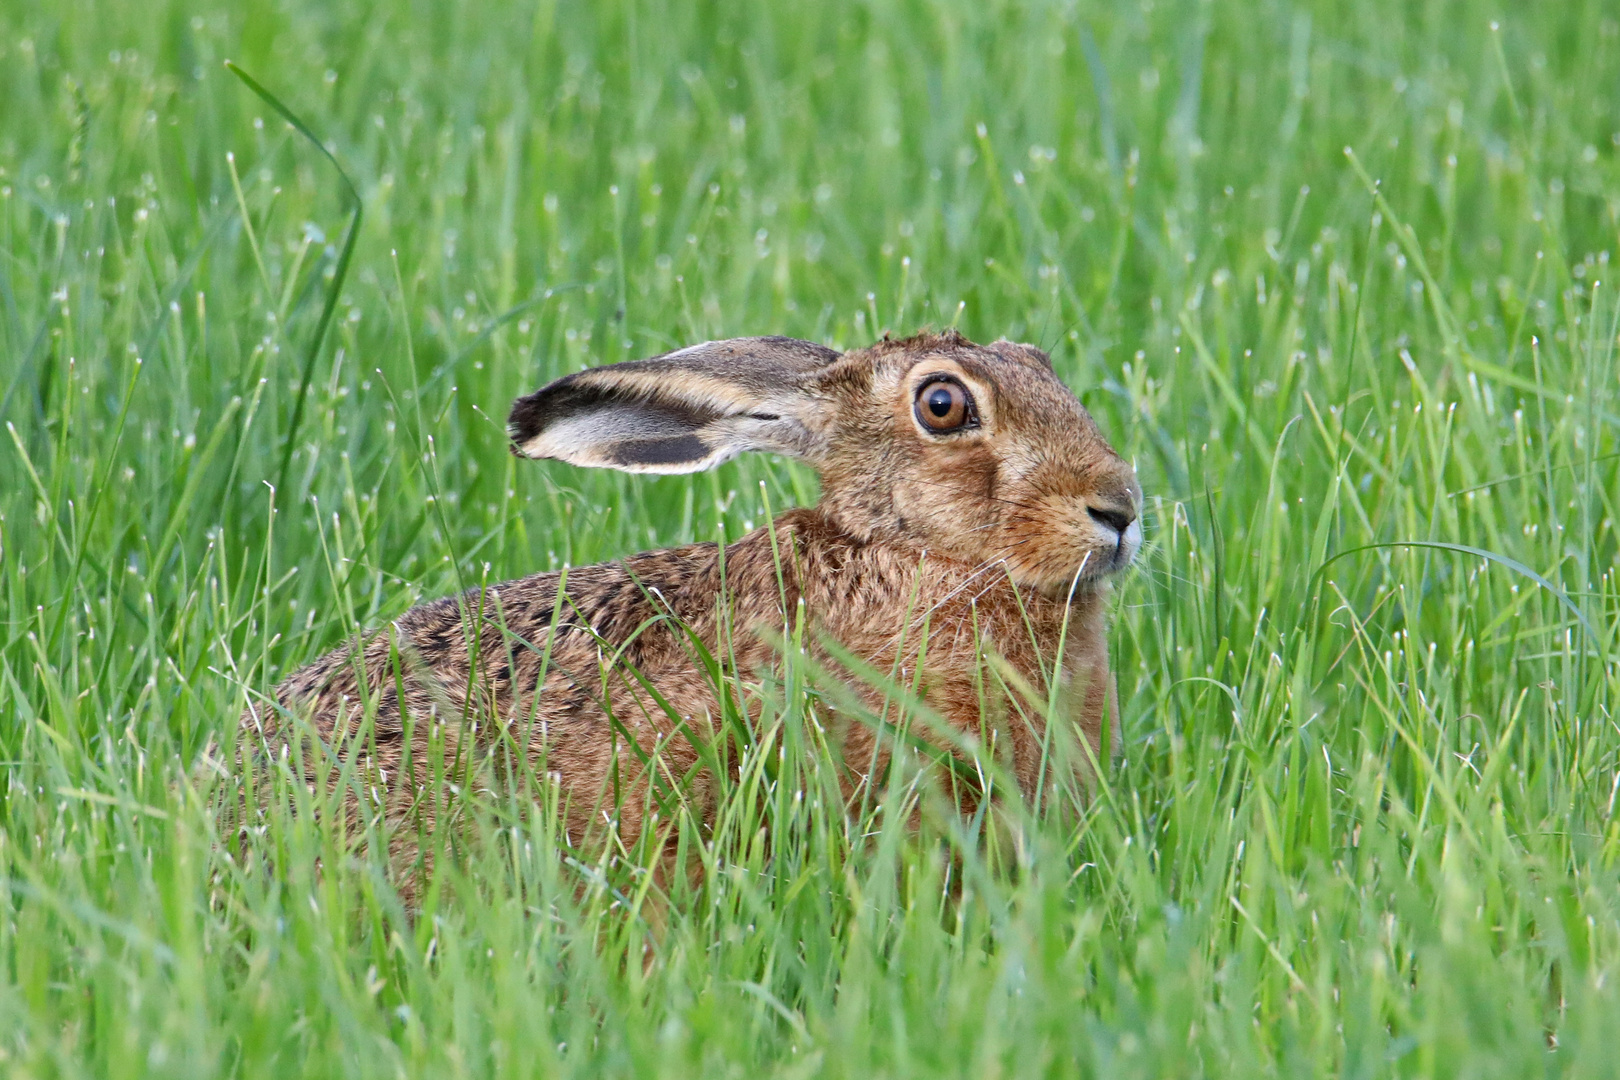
xmin=914 ymin=378 xmax=976 ymax=433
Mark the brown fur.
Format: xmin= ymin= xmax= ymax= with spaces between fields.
xmin=236 ymin=331 xmax=1141 ymax=898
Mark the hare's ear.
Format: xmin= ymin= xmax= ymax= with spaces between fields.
xmin=508 ymin=337 xmax=840 ymax=473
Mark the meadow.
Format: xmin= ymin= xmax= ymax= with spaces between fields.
xmin=2 ymin=0 xmax=1618 ymax=1075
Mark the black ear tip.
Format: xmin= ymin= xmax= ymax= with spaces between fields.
xmin=506 ymin=390 xmax=545 ymax=446
xmin=508 ymin=373 xmax=596 ymax=454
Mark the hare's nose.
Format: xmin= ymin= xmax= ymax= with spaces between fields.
xmin=1086 ymin=501 xmax=1136 ymax=536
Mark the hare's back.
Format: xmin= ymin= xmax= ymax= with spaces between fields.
xmin=249 ymin=541 xmax=735 ymax=753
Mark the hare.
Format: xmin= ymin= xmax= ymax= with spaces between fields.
xmin=237 ymin=330 xmax=1140 ymax=890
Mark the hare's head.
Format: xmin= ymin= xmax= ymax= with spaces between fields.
xmin=508 ymin=331 xmax=1140 ymax=593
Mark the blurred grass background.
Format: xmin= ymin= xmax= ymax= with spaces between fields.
xmin=1 ymin=0 xmax=1618 ymax=1075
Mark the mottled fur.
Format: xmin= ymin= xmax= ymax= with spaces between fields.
xmin=237 ymin=330 xmax=1141 ymax=896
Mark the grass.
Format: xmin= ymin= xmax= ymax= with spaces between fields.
xmin=2 ymin=0 xmax=1619 ymax=1074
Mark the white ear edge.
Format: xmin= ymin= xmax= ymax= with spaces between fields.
xmin=656 ymin=339 xmax=718 ymax=359
xmin=515 ymin=410 xmax=743 ymax=475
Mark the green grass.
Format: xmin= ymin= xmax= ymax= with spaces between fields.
xmin=3 ymin=0 xmax=1619 ymax=1074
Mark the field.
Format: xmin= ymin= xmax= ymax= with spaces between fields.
xmin=2 ymin=0 xmax=1619 ymax=1075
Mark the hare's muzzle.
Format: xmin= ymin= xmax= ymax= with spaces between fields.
xmin=1085 ymin=490 xmax=1142 ymax=574
xmin=1085 ymin=500 xmax=1135 ymax=537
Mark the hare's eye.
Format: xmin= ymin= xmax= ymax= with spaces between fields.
xmin=914 ymin=378 xmax=976 ymax=433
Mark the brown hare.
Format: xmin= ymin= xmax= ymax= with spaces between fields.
xmin=238 ymin=330 xmax=1141 ymax=890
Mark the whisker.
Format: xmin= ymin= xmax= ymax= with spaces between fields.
xmin=886 ymin=554 xmax=1023 ymax=643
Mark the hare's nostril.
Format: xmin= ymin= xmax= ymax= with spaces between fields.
xmin=1086 ymin=503 xmax=1135 ymax=536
